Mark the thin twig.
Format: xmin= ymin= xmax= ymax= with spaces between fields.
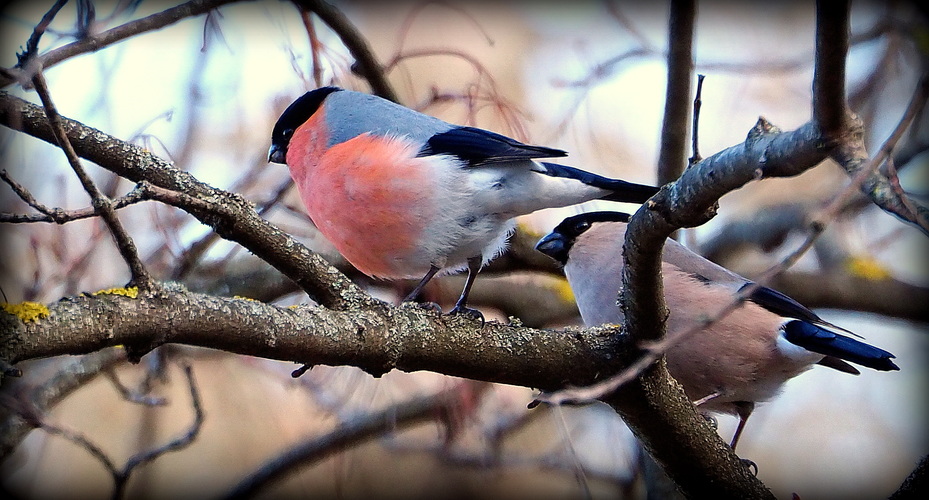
xmin=0 ymin=180 xmax=151 ymax=224
xmin=222 ymin=385 xmax=469 ymax=499
xmin=112 ymin=363 xmax=203 ymax=500
xmin=3 ymin=0 xmax=244 ymax=88
xmin=293 ymin=0 xmax=398 ymax=102
xmin=16 ymin=0 xmax=71 ymax=67
xmin=689 ymin=74 xmax=706 ymax=167
xmin=30 ymin=70 xmax=152 ymax=289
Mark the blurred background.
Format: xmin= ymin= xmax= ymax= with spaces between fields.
xmin=1 ymin=1 xmax=927 ymax=498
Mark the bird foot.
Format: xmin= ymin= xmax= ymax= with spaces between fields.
xmin=700 ymin=412 xmax=718 ymax=430
xmin=446 ymin=305 xmax=485 ymax=326
xmin=416 ymin=301 xmax=444 ymax=313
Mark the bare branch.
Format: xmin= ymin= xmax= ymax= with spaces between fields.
xmin=113 ymin=363 xmax=203 ymax=500
xmin=30 ymin=71 xmax=152 ymax=289
xmin=813 ymin=0 xmax=850 ymax=137
xmin=222 ymin=383 xmax=476 ymax=499
xmin=0 ymin=179 xmax=151 ymax=224
xmin=293 ymin=0 xmax=398 ymax=102
xmin=16 ymin=0 xmax=70 ymax=66
xmin=829 ymin=72 xmax=929 ymax=235
xmin=3 ymin=0 xmax=246 ymax=88
xmin=656 ymin=0 xmax=695 ymax=185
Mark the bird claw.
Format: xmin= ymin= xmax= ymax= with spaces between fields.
xmin=446 ymin=305 xmax=485 ymax=325
xmin=741 ymin=458 xmax=758 ymax=476
xmin=415 ymin=301 xmax=444 ymax=313
xmin=700 ymin=412 xmax=718 ymax=430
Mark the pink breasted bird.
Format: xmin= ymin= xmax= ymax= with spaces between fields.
xmin=268 ymin=87 xmax=659 ymax=316
xmin=535 ymin=211 xmax=899 ymax=449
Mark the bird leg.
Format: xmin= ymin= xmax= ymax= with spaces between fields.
xmin=447 ymin=256 xmax=484 ymax=323
xmin=729 ymin=401 xmax=755 ymax=451
xmin=693 ymin=393 xmax=755 ymax=453
xmin=403 ymin=265 xmax=441 ymax=303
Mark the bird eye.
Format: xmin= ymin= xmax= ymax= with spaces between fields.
xmin=283 ymin=128 xmax=294 ymax=139
xmin=574 ymin=221 xmax=590 ymax=233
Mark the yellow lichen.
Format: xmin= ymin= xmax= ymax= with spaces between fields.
xmin=845 ymin=256 xmax=892 ymax=281
xmin=92 ymin=286 xmax=139 ymax=298
xmin=233 ymin=296 xmax=259 ymax=302
xmin=1 ymin=301 xmax=50 ymax=323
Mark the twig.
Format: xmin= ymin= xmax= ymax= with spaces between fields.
xmin=30 ymin=71 xmax=153 ymax=290
xmin=293 ymin=0 xmax=398 ymax=102
xmin=112 ymin=363 xmax=203 ymax=500
xmin=16 ymin=0 xmax=70 ymax=66
xmin=0 ymin=179 xmax=151 ymax=224
xmin=826 ymin=72 xmax=929 ymax=235
xmin=222 ymin=386 xmax=468 ymax=499
xmin=689 ymin=74 xmax=706 ymax=167
xmin=3 ymin=0 xmax=244 ymax=88
xmin=300 ymin=9 xmax=324 ymax=88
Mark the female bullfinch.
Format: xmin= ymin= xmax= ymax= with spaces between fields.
xmin=535 ymin=211 xmax=899 ymax=449
xmin=269 ymin=87 xmax=659 ymax=317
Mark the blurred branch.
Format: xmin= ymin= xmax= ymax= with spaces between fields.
xmin=15 ymin=0 xmax=70 ymax=66
xmin=293 ymin=0 xmax=398 ymax=102
xmin=768 ymin=271 xmax=929 ymax=323
xmin=3 ymin=0 xmax=247 ymax=89
xmin=1 ymin=360 xmax=203 ymax=500
xmin=222 ymin=383 xmax=479 ymax=499
xmin=656 ymin=0 xmax=695 ymax=185
xmin=0 ymin=349 xmax=125 ymax=458
xmin=111 ymin=363 xmax=203 ymax=500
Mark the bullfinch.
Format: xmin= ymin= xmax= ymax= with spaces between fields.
xmin=268 ymin=87 xmax=659 ymax=316
xmin=535 ymin=211 xmax=899 ymax=449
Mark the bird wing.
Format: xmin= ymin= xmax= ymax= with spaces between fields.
xmin=741 ymin=283 xmax=823 ymax=324
xmin=417 ymin=126 xmax=567 ymax=166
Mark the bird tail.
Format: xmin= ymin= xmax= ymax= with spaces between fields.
xmin=782 ymin=320 xmax=900 ymax=371
xmin=539 ymin=162 xmax=659 ymax=204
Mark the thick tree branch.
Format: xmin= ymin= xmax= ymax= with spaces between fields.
xmin=0 ymin=285 xmax=624 ymax=390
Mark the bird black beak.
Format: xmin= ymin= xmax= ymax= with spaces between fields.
xmin=268 ymin=144 xmax=286 ymax=164
xmin=535 ymin=233 xmax=568 ymax=265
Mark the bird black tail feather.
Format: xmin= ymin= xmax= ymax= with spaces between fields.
xmin=783 ymin=320 xmax=899 ymax=371
xmin=539 ymin=162 xmax=659 ymax=204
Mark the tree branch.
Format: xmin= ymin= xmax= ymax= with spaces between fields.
xmin=656 ymin=0 xmax=695 ymax=185
xmin=3 ymin=0 xmax=247 ymax=89
xmin=30 ymin=71 xmax=153 ymax=289
xmin=293 ymin=0 xmax=398 ymax=102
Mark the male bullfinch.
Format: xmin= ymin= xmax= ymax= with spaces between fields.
xmin=535 ymin=211 xmax=899 ymax=449
xmin=269 ymin=87 xmax=659 ymax=317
